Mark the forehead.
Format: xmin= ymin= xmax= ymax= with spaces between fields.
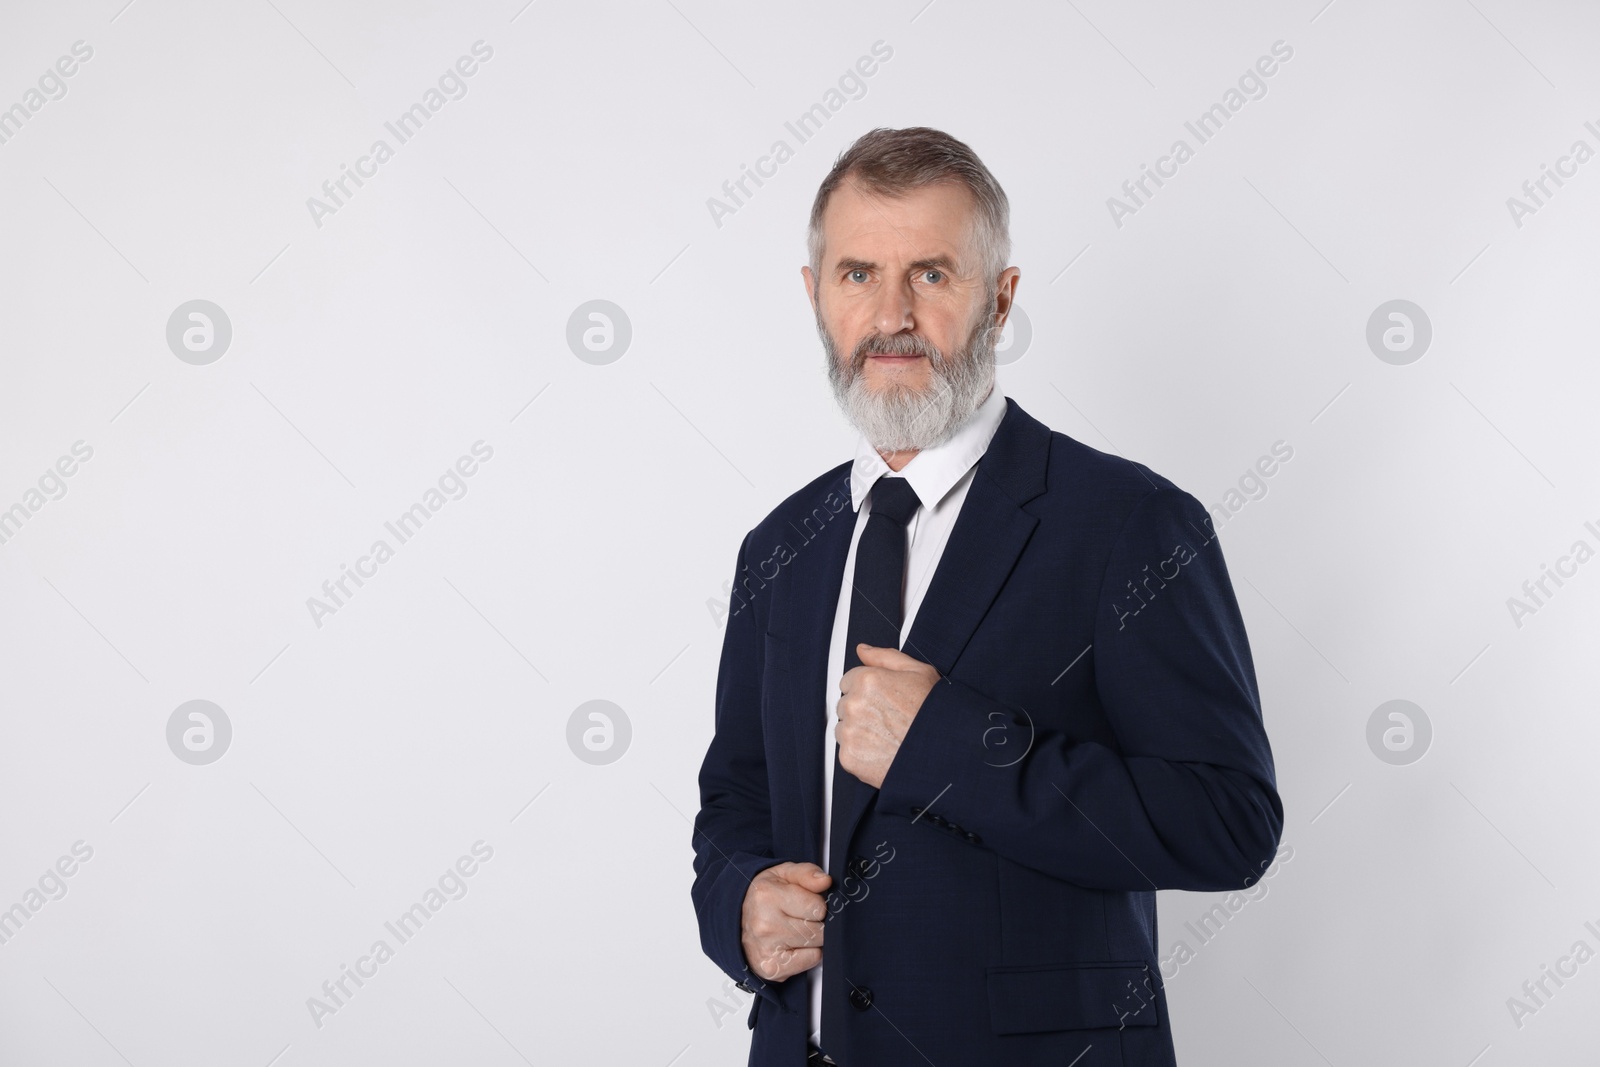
xmin=818 ymin=179 xmax=976 ymax=268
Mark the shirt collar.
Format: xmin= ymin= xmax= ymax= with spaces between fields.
xmin=848 ymin=385 xmax=1008 ymax=514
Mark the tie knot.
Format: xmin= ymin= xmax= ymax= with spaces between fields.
xmin=870 ymin=477 xmax=921 ymax=527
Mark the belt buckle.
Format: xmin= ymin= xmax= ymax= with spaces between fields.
xmin=806 ymin=1044 xmax=836 ymax=1066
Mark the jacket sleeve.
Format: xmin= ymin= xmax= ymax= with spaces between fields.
xmin=690 ymin=532 xmax=805 ymax=1010
xmin=876 ymin=486 xmax=1284 ymax=893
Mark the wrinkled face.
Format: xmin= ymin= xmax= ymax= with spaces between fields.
xmin=803 ymin=179 xmax=1013 ymax=453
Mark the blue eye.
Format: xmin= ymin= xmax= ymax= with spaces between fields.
xmin=922 ymin=270 xmax=943 ymax=283
xmin=849 ymin=269 xmax=868 ymax=283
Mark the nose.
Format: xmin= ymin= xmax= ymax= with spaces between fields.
xmin=870 ymin=276 xmax=915 ymax=340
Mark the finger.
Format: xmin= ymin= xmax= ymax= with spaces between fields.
xmin=778 ymin=915 xmax=825 ymax=949
xmin=791 ymin=864 xmax=832 ymax=891
xmin=775 ymin=862 xmax=831 ymax=888
xmin=756 ymin=913 xmax=823 ymax=954
xmin=839 ymin=665 xmax=886 ymax=700
xmin=750 ymin=917 xmax=824 ymax=980
xmin=773 ymin=883 xmax=829 ymax=922
xmin=771 ymin=946 xmax=822 ymax=979
xmin=856 ymin=643 xmax=921 ymax=667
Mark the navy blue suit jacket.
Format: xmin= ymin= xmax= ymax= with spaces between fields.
xmin=692 ymin=396 xmax=1283 ymax=1066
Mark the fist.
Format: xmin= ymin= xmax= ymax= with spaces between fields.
xmin=837 ymin=643 xmax=940 ymax=789
xmin=740 ymin=862 xmax=832 ymax=981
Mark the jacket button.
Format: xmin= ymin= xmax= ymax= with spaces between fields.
xmin=848 ymin=985 xmax=874 ymax=1011
xmin=847 ymin=855 xmax=868 ymax=878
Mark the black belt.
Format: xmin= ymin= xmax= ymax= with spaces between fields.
xmin=806 ymin=1043 xmax=837 ymax=1066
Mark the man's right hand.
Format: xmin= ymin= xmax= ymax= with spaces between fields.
xmin=740 ymin=862 xmax=833 ymax=982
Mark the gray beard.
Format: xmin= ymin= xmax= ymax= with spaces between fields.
xmin=818 ymin=303 xmax=997 ymax=454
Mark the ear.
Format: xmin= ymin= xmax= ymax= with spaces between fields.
xmin=801 ymin=264 xmax=818 ymax=312
xmin=991 ymin=266 xmax=1021 ymax=329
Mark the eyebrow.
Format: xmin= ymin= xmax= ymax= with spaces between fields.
xmin=833 ymin=254 xmax=961 ymax=275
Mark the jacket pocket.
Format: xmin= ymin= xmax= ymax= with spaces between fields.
xmin=986 ymin=960 xmax=1159 ymax=1034
xmin=747 ymin=993 xmax=761 ymax=1030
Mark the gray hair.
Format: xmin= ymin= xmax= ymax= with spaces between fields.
xmin=806 ymin=127 xmax=1011 ymax=285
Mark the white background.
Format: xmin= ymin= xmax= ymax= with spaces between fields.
xmin=1 ymin=1 xmax=1596 ymax=1064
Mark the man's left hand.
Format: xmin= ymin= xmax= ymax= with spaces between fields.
xmin=837 ymin=643 xmax=940 ymax=789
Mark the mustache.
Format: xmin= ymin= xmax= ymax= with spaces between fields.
xmin=851 ymin=332 xmax=941 ymax=367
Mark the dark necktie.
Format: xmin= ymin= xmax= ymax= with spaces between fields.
xmin=828 ymin=476 xmax=922 ymax=885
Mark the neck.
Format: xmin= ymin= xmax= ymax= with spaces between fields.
xmin=878 ymin=448 xmax=918 ymax=472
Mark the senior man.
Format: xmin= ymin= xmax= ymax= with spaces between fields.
xmin=691 ymin=126 xmax=1282 ymax=1067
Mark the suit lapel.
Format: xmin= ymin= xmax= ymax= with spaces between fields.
xmin=784 ymin=467 xmax=855 ymax=866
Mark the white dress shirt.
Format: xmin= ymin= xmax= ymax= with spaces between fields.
xmin=809 ymin=383 xmax=1009 ymax=1049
